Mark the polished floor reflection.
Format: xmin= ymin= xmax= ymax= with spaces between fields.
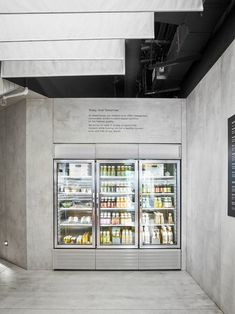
xmin=0 ymin=259 xmax=221 ymax=314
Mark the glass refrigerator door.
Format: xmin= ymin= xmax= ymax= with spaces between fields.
xmin=54 ymin=160 xmax=95 ymax=248
xmin=139 ymin=160 xmax=180 ymax=248
xmin=97 ymin=160 xmax=138 ymax=248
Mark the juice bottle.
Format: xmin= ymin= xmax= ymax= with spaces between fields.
xmin=122 ymin=229 xmax=126 ymax=244
xmin=161 ymin=226 xmax=168 ymax=244
xmin=120 ymin=213 xmax=124 ymax=225
xmin=160 ymin=213 xmax=164 ymax=224
xmin=100 ymin=231 xmax=103 ymax=244
xmin=107 ymin=231 xmax=111 ymax=243
xmin=128 ymin=213 xmax=132 ymax=224
xmin=103 ymin=165 xmax=107 ymax=176
xmin=107 ymin=213 xmax=111 ymax=225
xmin=111 ymin=166 xmax=116 ymax=176
xmin=168 ymin=213 xmax=173 ymax=224
xmin=100 ymin=212 xmax=104 ymax=225
xmin=100 ymin=166 xmax=104 ymax=176
xmin=128 ymin=230 xmax=132 ymax=244
xmin=144 ymin=226 xmax=150 ymax=244
xmin=116 ymin=213 xmax=120 ymax=224
xmin=112 ymin=213 xmax=115 ymax=225
xmin=167 ymin=226 xmax=174 ymax=244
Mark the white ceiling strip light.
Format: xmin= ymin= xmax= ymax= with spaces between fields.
xmin=0 ymin=12 xmax=154 ymax=42
xmin=0 ymin=40 xmax=125 ymax=61
xmin=0 ymin=0 xmax=203 ymax=13
xmin=1 ymin=60 xmax=126 ymax=77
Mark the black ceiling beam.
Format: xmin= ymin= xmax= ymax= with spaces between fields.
xmin=148 ymin=54 xmax=201 ymax=69
xmin=180 ymin=3 xmax=235 ymax=97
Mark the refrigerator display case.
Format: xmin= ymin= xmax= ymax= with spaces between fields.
xmin=139 ymin=160 xmax=180 ymax=248
xmin=54 ymin=160 xmax=95 ymax=248
xmin=97 ymin=160 xmax=138 ymax=248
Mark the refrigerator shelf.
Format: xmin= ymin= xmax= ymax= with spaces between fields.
xmin=100 ymin=224 xmax=135 ymax=227
xmin=59 ymin=176 xmax=92 ymax=180
xmin=100 ymin=207 xmax=135 ymax=211
xmin=142 ymin=176 xmax=175 ymax=180
xmin=141 ymin=192 xmax=175 ymax=196
xmin=142 ymin=223 xmax=175 ymax=227
xmin=58 ymin=192 xmax=92 ymax=196
xmin=59 ymin=223 xmax=92 ymax=227
xmin=59 ymin=208 xmax=92 ymax=212
xmin=142 ymin=207 xmax=175 ymax=211
xmin=100 ymin=176 xmax=134 ymax=180
xmin=100 ymin=192 xmax=135 ymax=195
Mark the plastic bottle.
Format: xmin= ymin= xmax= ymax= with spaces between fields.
xmin=128 ymin=230 xmax=133 ymax=244
xmin=100 ymin=212 xmax=104 ymax=225
xmin=122 ymin=229 xmax=126 ymax=244
xmin=121 ymin=213 xmax=124 ymax=225
xmin=116 ymin=212 xmax=120 ymax=224
xmin=144 ymin=226 xmax=150 ymax=244
xmin=106 ymin=231 xmax=111 ymax=243
xmin=107 ymin=213 xmax=111 ymax=225
xmin=167 ymin=226 xmax=174 ymax=244
xmin=168 ymin=213 xmax=173 ymax=224
xmin=161 ymin=226 xmax=168 ymax=244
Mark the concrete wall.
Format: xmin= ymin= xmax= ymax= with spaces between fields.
xmin=186 ymin=40 xmax=235 ymax=314
xmin=0 ymin=97 xmax=185 ymax=270
xmin=0 ymin=101 xmax=27 ymax=269
xmin=26 ymin=99 xmax=53 ymax=269
xmin=0 ymin=109 xmax=6 ymax=260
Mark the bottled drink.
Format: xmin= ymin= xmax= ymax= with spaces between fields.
xmin=100 ymin=166 xmax=104 ymax=176
xmin=103 ymin=231 xmax=106 ymax=244
xmin=128 ymin=230 xmax=132 ymax=244
xmin=106 ymin=231 xmax=111 ymax=243
xmin=168 ymin=213 xmax=173 ymax=224
xmin=112 ymin=213 xmax=115 ymax=225
xmin=128 ymin=213 xmax=132 ymax=224
xmin=120 ymin=213 xmax=124 ymax=225
xmin=100 ymin=212 xmax=104 ymax=225
xmin=107 ymin=213 xmax=111 ymax=224
xmin=124 ymin=213 xmax=128 ymax=225
xmin=117 ymin=166 xmax=121 ymax=176
xmin=161 ymin=226 xmax=168 ymax=244
xmin=167 ymin=226 xmax=173 ymax=244
xmin=122 ymin=229 xmax=126 ymax=244
xmin=121 ymin=165 xmax=125 ymax=176
xmin=103 ymin=165 xmax=107 ymax=176
xmin=100 ymin=231 xmax=103 ymax=244
xmin=160 ymin=213 xmax=164 ymax=224
xmin=111 ymin=166 xmax=116 ymax=176
xmin=103 ymin=212 xmax=107 ymax=224
xmin=144 ymin=226 xmax=150 ymax=244
xmin=116 ymin=212 xmax=120 ymax=224
xmin=116 ymin=197 xmax=120 ymax=208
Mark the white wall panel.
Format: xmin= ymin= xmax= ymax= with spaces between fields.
xmin=1 ymin=59 xmax=125 ymax=77
xmin=0 ymin=40 xmax=125 ymax=61
xmin=0 ymin=12 xmax=154 ymax=41
xmin=0 ymin=0 xmax=203 ymax=13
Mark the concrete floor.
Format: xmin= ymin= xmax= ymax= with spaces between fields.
xmin=0 ymin=259 xmax=222 ymax=314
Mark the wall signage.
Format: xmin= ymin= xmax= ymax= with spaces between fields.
xmin=228 ymin=114 xmax=235 ymax=217
xmin=53 ymin=98 xmax=182 ymax=143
